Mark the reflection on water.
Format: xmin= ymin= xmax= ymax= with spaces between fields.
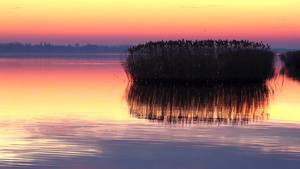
xmin=0 ymin=123 xmax=101 ymax=165
xmin=0 ymin=55 xmax=299 ymax=169
xmin=126 ymin=83 xmax=271 ymax=124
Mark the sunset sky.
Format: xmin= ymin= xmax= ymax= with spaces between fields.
xmin=1 ymin=0 xmax=300 ymax=48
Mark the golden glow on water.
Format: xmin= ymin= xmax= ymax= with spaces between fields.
xmin=0 ymin=58 xmax=299 ymax=123
xmin=0 ymin=57 xmax=299 ymax=167
xmin=0 ymin=58 xmax=129 ymax=121
xmin=0 ymin=57 xmax=128 ymax=166
xmin=0 ymin=57 xmax=299 ymax=124
xmin=268 ymin=76 xmax=300 ymax=123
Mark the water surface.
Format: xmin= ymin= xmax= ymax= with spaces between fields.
xmin=0 ymin=54 xmax=299 ymax=169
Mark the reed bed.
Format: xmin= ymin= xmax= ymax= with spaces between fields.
xmin=125 ymin=83 xmax=271 ymax=125
xmin=280 ymin=50 xmax=300 ymax=80
xmin=122 ymin=40 xmax=275 ymax=84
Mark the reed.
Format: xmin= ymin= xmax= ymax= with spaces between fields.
xmin=122 ymin=40 xmax=275 ymax=84
xmin=280 ymin=50 xmax=300 ymax=80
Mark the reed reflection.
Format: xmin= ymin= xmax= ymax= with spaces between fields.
xmin=125 ymin=82 xmax=271 ymax=124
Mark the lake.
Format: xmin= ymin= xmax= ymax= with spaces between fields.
xmin=0 ymin=54 xmax=299 ymax=169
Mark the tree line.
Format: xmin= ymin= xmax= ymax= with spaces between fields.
xmin=0 ymin=42 xmax=131 ymax=53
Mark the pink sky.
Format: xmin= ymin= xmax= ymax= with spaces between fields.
xmin=1 ymin=0 xmax=300 ymax=48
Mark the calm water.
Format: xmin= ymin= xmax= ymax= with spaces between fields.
xmin=0 ymin=54 xmax=299 ymax=169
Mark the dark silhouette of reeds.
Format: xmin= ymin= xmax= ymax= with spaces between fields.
xmin=122 ymin=40 xmax=275 ymax=84
xmin=125 ymin=82 xmax=271 ymax=125
xmin=280 ymin=50 xmax=300 ymax=81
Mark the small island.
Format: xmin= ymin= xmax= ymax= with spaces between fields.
xmin=280 ymin=50 xmax=300 ymax=81
xmin=122 ymin=39 xmax=275 ymax=84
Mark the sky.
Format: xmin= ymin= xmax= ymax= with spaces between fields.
xmin=1 ymin=0 xmax=300 ymax=48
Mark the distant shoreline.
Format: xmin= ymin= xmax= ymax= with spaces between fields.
xmin=0 ymin=42 xmax=298 ymax=54
xmin=0 ymin=43 xmax=131 ymax=54
xmin=0 ymin=53 xmax=126 ymax=59
xmin=271 ymin=48 xmax=299 ymax=54
xmin=0 ymin=53 xmax=122 ymax=55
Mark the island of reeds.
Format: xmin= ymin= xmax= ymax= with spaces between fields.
xmin=280 ymin=50 xmax=300 ymax=81
xmin=122 ymin=39 xmax=275 ymax=84
xmin=125 ymin=83 xmax=271 ymax=125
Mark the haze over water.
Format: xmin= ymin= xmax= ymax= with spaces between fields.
xmin=0 ymin=54 xmax=299 ymax=169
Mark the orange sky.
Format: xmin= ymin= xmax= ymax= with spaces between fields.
xmin=1 ymin=0 xmax=300 ymax=48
